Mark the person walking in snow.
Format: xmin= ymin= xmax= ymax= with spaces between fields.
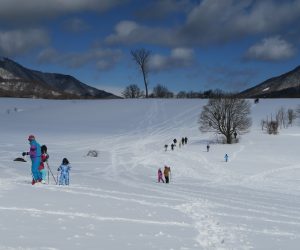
xmin=57 ymin=158 xmax=71 ymax=185
xmin=224 ymin=153 xmax=229 ymax=162
xmin=164 ymin=165 xmax=171 ymax=183
xmin=157 ymin=168 xmax=164 ymax=183
xmin=23 ymin=135 xmax=41 ymax=185
xmin=184 ymin=137 xmax=188 ymax=144
xmin=181 ymin=137 xmax=185 ymax=145
xmin=38 ymin=145 xmax=49 ymax=184
xmin=207 ymin=144 xmax=210 ymax=152
xmin=164 ymin=144 xmax=168 ymax=151
xmin=233 ymin=131 xmax=237 ymax=139
xmin=171 ymin=143 xmax=175 ymax=151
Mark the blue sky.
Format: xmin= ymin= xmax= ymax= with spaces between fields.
xmin=0 ymin=0 xmax=299 ymax=96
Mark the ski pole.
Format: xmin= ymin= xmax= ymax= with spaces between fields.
xmin=46 ymin=162 xmax=57 ymax=185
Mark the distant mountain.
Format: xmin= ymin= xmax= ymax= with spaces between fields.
xmin=0 ymin=57 xmax=120 ymax=99
xmin=240 ymin=66 xmax=300 ymax=98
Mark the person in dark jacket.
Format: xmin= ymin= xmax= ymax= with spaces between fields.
xmin=38 ymin=145 xmax=49 ymax=184
xmin=163 ymin=165 xmax=171 ymax=183
xmin=181 ymin=137 xmax=185 ymax=145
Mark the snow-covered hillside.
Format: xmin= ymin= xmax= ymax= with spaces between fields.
xmin=0 ymin=98 xmax=300 ymax=250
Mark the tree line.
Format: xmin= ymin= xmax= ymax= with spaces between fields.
xmin=122 ymin=84 xmax=234 ymax=99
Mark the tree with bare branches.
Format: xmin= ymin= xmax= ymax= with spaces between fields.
xmin=122 ymin=84 xmax=144 ymax=98
xmin=131 ymin=48 xmax=151 ymax=98
xmin=199 ymin=96 xmax=252 ymax=144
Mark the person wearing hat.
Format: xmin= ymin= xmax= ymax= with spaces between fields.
xmin=23 ymin=135 xmax=42 ymax=185
xmin=163 ymin=165 xmax=171 ymax=184
xmin=57 ymin=158 xmax=71 ymax=185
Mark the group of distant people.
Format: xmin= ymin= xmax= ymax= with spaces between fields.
xmin=159 ymin=137 xmax=189 ymax=184
xmin=164 ymin=137 xmax=188 ymax=151
xmin=23 ymin=135 xmax=71 ymax=185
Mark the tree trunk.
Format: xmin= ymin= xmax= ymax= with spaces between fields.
xmin=226 ymin=134 xmax=232 ymax=144
xmin=142 ymin=70 xmax=148 ymax=98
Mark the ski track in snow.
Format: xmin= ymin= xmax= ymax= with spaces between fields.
xmin=1 ymin=99 xmax=300 ymax=249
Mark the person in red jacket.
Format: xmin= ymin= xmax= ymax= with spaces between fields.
xmin=38 ymin=145 xmax=49 ymax=184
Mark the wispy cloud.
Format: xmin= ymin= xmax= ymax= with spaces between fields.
xmin=245 ymin=36 xmax=296 ymax=61
xmin=63 ymin=18 xmax=90 ymax=33
xmin=38 ymin=47 xmax=123 ymax=71
xmin=134 ymin=0 xmax=191 ymax=20
xmin=0 ymin=0 xmax=127 ymax=22
xmin=0 ymin=28 xmax=49 ymax=56
xmin=201 ymin=65 xmax=260 ymax=91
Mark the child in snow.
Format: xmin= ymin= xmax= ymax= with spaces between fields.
xmin=38 ymin=145 xmax=49 ymax=184
xmin=164 ymin=165 xmax=171 ymax=183
xmin=224 ymin=153 xmax=229 ymax=162
xmin=158 ymin=168 xmax=164 ymax=183
xmin=57 ymin=158 xmax=71 ymax=185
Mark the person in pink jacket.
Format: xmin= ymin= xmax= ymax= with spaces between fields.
xmin=157 ymin=168 xmax=164 ymax=183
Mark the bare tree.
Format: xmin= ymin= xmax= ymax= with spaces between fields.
xmin=199 ymin=96 xmax=252 ymax=144
xmin=152 ymin=84 xmax=173 ymax=98
xmin=122 ymin=84 xmax=144 ymax=98
xmin=176 ymin=91 xmax=187 ymax=98
xmin=287 ymin=108 xmax=296 ymax=126
xmin=296 ymin=105 xmax=300 ymax=118
xmin=131 ymin=48 xmax=151 ymax=98
xmin=276 ymin=107 xmax=287 ymax=129
xmin=266 ymin=120 xmax=279 ymax=134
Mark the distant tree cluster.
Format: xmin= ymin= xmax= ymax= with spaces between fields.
xmin=122 ymin=84 xmax=144 ymax=98
xmin=261 ymin=107 xmax=297 ymax=135
xmin=150 ymin=84 xmax=174 ymax=98
xmin=121 ymin=85 xmax=237 ymax=99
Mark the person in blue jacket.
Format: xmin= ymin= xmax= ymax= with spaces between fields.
xmin=224 ymin=153 xmax=229 ymax=162
xmin=57 ymin=158 xmax=71 ymax=185
xmin=23 ymin=135 xmax=41 ymax=185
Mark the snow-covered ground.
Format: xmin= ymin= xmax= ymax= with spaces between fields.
xmin=0 ymin=98 xmax=300 ymax=250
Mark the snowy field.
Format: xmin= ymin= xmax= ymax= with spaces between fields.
xmin=0 ymin=98 xmax=300 ymax=250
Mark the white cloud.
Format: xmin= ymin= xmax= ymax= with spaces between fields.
xmin=180 ymin=0 xmax=300 ymax=43
xmin=149 ymin=48 xmax=195 ymax=72
xmin=0 ymin=29 xmax=49 ymax=56
xmin=115 ymin=21 xmax=139 ymax=36
xmin=245 ymin=36 xmax=296 ymax=61
xmin=105 ymin=20 xmax=174 ymax=46
xmin=105 ymin=0 xmax=300 ymax=47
